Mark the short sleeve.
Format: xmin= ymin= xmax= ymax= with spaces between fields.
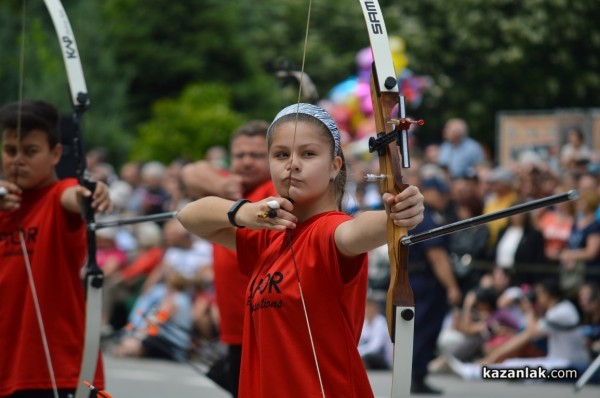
xmin=538 ymin=301 xmax=579 ymax=334
xmin=537 ymin=317 xmax=550 ymax=335
xmin=313 ymin=213 xmax=366 ymax=285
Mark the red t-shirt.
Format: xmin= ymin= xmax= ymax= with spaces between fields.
xmin=538 ymin=210 xmax=573 ymax=255
xmin=120 ymin=246 xmax=164 ymax=280
xmin=236 ymin=211 xmax=372 ymax=398
xmin=0 ymin=179 xmax=104 ymax=395
xmin=213 ymin=180 xmax=278 ymax=344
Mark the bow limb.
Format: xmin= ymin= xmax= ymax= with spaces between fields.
xmin=43 ymin=2 xmax=103 ymax=397
xmin=358 ymin=1 xmax=414 ymax=397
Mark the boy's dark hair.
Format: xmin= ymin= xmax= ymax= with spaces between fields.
xmin=0 ymin=100 xmax=60 ymax=148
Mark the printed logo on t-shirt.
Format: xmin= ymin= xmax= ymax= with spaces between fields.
xmin=247 ymin=271 xmax=284 ymax=313
xmin=0 ymin=227 xmax=37 ymax=257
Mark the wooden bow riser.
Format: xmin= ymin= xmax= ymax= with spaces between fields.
xmin=370 ymin=73 xmax=414 ymax=341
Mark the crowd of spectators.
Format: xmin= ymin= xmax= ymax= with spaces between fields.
xmin=356 ymin=120 xmax=600 ymax=389
xmin=80 ymin=116 xmax=599 ymax=387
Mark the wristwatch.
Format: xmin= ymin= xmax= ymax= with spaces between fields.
xmin=227 ymin=199 xmax=249 ymax=228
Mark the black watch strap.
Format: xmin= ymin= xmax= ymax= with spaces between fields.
xmin=227 ymin=199 xmax=249 ymax=228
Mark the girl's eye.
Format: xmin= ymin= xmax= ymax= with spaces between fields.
xmin=274 ymin=151 xmax=289 ymax=159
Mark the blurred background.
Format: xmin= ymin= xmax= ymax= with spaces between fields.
xmin=2 ymin=0 xmax=599 ymax=166
xmin=2 ymin=0 xmax=600 ymax=396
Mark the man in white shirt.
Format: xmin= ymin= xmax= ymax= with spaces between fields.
xmin=358 ymin=296 xmax=393 ymax=369
xmin=447 ymin=278 xmax=590 ymax=379
xmin=128 ymin=219 xmax=213 ymax=327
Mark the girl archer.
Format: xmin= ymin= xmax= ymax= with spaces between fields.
xmin=178 ymin=103 xmax=424 ymax=397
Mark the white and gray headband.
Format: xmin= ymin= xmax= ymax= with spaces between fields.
xmin=267 ymin=103 xmax=341 ymax=156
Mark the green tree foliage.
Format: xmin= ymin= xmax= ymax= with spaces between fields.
xmin=234 ymin=0 xmax=367 ymax=91
xmin=235 ymin=0 xmax=600 ymax=150
xmin=131 ymin=83 xmax=243 ymax=163
xmin=392 ymin=0 xmax=600 ymax=148
xmin=0 ymin=0 xmax=132 ymax=164
xmin=103 ymin=0 xmax=281 ymax=121
xmin=3 ymin=0 xmax=600 ymax=164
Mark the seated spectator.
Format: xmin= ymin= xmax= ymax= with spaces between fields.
xmin=576 ymin=173 xmax=600 ymax=222
xmin=579 ymin=282 xmax=600 ymax=359
xmin=538 ymin=189 xmax=575 ymax=261
xmin=421 ymin=175 xmax=458 ymax=224
xmin=448 ymin=194 xmax=488 ymax=293
xmin=560 ymin=127 xmax=592 ymax=170
xmin=483 ymin=167 xmax=518 ymax=248
xmin=516 ymin=165 xmax=545 ymax=201
xmin=163 ymin=158 xmax=190 ymax=212
xmin=437 ymin=118 xmax=485 ymax=179
xmin=429 ymin=275 xmax=522 ymax=373
xmin=95 ymin=223 xmax=129 ymax=332
xmin=492 ymin=267 xmax=527 ymax=330
xmin=446 ymin=279 xmax=590 ymax=380
xmin=205 ymin=145 xmax=228 ymax=170
xmin=492 ymin=208 xmax=546 ymax=285
xmin=191 ymin=264 xmax=219 ymax=340
xmin=358 ymin=296 xmax=393 ymax=370
xmin=451 ymin=286 xmax=520 ymax=362
xmin=107 ymin=180 xmax=139 ymax=253
xmin=536 ymin=170 xmax=561 ymax=200
xmin=120 ymin=161 xmax=144 ymax=214
xmin=472 ymin=287 xmax=520 ymax=356
xmin=105 ymin=222 xmax=165 ymax=332
xmin=139 ymin=161 xmax=169 ymax=216
xmin=112 ymin=269 xmax=193 ymax=362
xmin=118 ymin=222 xmax=165 ymax=283
xmin=559 ymin=191 xmax=600 ymax=297
xmin=366 ymin=244 xmax=391 ymax=298
xmin=127 ymin=219 xmax=212 ymax=329
xmin=449 ymin=169 xmax=480 ymax=203
xmin=96 ymin=225 xmax=128 ymax=277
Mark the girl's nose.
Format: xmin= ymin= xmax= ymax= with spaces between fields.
xmin=287 ymin=155 xmax=301 ymax=172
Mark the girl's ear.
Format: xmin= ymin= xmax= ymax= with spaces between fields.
xmin=330 ymin=155 xmax=342 ymax=180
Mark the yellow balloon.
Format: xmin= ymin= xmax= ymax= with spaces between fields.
xmin=390 ymin=36 xmax=408 ymax=74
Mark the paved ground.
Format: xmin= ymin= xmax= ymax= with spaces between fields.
xmin=103 ymin=353 xmax=599 ymax=397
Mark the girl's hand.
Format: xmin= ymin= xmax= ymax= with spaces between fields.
xmin=236 ymin=197 xmax=297 ymax=231
xmin=382 ymin=185 xmax=424 ymax=229
xmin=0 ymin=181 xmax=22 ymax=211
